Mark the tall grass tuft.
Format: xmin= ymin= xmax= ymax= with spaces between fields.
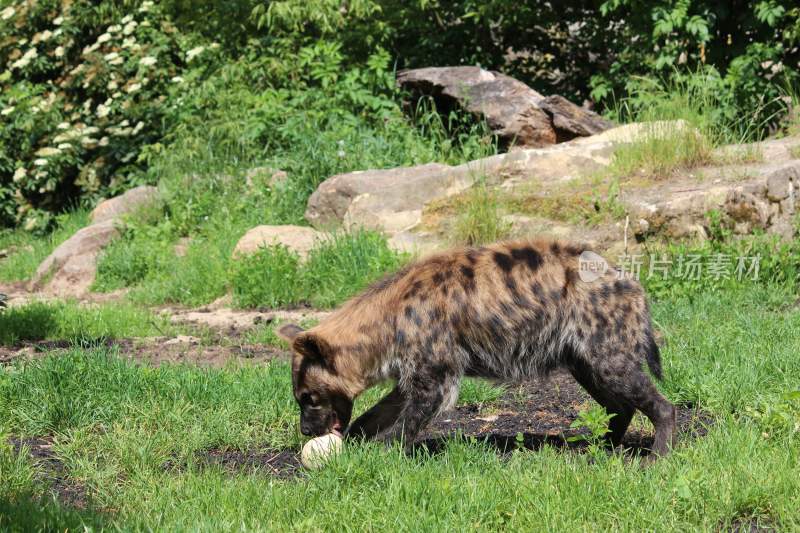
xmin=453 ymin=178 xmax=511 ymax=245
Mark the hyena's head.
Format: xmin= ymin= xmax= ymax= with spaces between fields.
xmin=277 ymin=323 xmax=353 ymax=437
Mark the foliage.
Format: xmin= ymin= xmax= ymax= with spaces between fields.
xmin=0 ymin=0 xmax=218 ymax=230
xmin=567 ymin=404 xmax=617 ymax=457
xmin=231 ymin=230 xmax=406 ymax=309
xmin=453 ymin=178 xmax=511 ymax=246
xmin=0 ymin=300 xmax=175 ymax=346
xmin=593 ymin=1 xmax=800 ymax=132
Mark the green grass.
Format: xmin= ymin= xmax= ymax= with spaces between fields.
xmin=0 ymin=285 xmax=798 ymax=530
xmin=0 ymin=300 xmax=176 ymax=346
xmin=231 ymin=230 xmax=406 ymax=309
xmin=0 ymin=209 xmax=90 ymax=283
xmin=453 ymin=178 xmax=512 ymax=245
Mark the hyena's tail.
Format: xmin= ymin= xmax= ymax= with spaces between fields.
xmin=643 ymin=330 xmax=663 ymax=381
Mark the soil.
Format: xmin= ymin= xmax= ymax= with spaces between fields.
xmin=419 ymin=370 xmax=712 ymax=457
xmin=0 ymin=336 xmax=291 ymax=368
xmin=166 ymin=448 xmax=304 ymax=481
xmin=9 ymin=436 xmax=89 ymax=509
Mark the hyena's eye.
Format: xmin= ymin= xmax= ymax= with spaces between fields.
xmin=301 ymin=392 xmax=320 ymax=408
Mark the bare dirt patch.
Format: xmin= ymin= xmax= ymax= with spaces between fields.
xmin=0 ymin=336 xmax=291 ymax=368
xmin=420 ymin=371 xmax=711 ymax=458
xmin=167 ymin=448 xmax=304 ymax=480
xmin=9 ymin=436 xmax=89 ymax=509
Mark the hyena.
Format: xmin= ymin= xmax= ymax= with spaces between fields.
xmin=278 ymin=239 xmax=677 ymax=457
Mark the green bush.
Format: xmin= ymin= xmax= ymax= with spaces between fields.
xmin=0 ymin=0 xmax=218 ymax=230
xmin=231 ymin=230 xmax=406 ymax=309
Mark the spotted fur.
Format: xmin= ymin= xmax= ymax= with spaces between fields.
xmin=278 ymin=239 xmax=676 ymax=457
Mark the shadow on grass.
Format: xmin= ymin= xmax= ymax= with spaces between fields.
xmin=0 ymin=494 xmax=104 ymax=532
xmin=0 ymin=302 xmax=60 ymax=346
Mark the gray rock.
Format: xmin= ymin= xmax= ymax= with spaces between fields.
xmin=29 ymin=220 xmax=119 ymax=296
xmin=90 ymin=185 xmax=159 ymax=224
xmin=233 ymin=225 xmax=324 ymax=260
xmin=397 ymin=66 xmax=612 ymax=148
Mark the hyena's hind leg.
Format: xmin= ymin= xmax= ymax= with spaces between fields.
xmin=376 ymin=363 xmax=461 ymax=450
xmin=345 ymin=385 xmax=404 ymax=440
xmin=567 ymin=355 xmax=634 ymax=448
xmin=569 ymin=342 xmax=677 ymax=458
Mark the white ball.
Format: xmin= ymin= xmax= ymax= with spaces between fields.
xmin=301 ymin=432 xmax=343 ymax=469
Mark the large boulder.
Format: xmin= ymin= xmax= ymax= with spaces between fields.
xmin=305 ymin=140 xmax=617 ymax=234
xmin=233 ymin=225 xmax=324 ymax=260
xmin=396 ymin=66 xmax=613 ymax=148
xmin=29 ymin=220 xmax=119 ymax=297
xmin=90 ymin=185 xmax=159 ymax=224
xmin=30 ymin=185 xmax=161 ymax=297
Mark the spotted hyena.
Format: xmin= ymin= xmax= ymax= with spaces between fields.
xmin=278 ymin=239 xmax=677 ymax=457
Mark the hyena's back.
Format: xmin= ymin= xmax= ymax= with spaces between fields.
xmin=323 ymin=239 xmax=676 ymax=456
xmin=354 ymin=239 xmax=660 ymax=381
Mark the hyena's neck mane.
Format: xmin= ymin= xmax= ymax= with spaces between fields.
xmin=311 ymin=271 xmax=407 ymax=389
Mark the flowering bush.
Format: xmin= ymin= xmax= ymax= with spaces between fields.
xmin=0 ymin=0 xmax=219 ymax=230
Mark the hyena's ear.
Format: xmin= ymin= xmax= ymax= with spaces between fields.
xmin=277 ymin=323 xmax=305 ymax=342
xmin=293 ymin=333 xmax=335 ymax=372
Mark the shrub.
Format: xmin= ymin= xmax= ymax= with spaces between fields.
xmin=231 ymin=230 xmax=406 ymax=309
xmin=0 ymin=0 xmax=218 ymax=230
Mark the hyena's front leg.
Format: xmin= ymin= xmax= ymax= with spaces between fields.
xmin=377 ymin=366 xmax=460 ymax=450
xmin=345 ymin=385 xmax=404 ymax=440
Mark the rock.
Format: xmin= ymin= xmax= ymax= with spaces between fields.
xmin=538 ymin=95 xmax=615 ymax=141
xmin=576 ymin=120 xmax=691 ymax=145
xmin=765 ymin=162 xmax=799 ymax=202
xmin=306 ymin=157 xmax=514 ymax=233
xmin=397 ymin=66 xmax=612 ymax=148
xmin=245 ymin=167 xmax=288 ymax=189
xmin=90 ymin=185 xmax=159 ymax=224
xmin=233 ymin=225 xmax=324 ymax=259
xmin=174 ymin=237 xmax=192 ymax=257
xmin=29 ymin=220 xmax=119 ymax=296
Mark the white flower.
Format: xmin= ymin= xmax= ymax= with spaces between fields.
xmin=54 ymin=28 xmax=63 ymax=36
xmin=121 ymin=15 xmax=133 ymax=24
xmin=104 ymin=52 xmax=119 ymax=61
xmin=83 ymin=43 xmax=99 ymax=54
xmin=96 ymin=104 xmax=110 ymax=118
xmin=57 ymin=122 xmax=70 ymax=130
xmin=57 ymin=143 xmax=72 ymax=150
xmin=53 ymin=16 xmax=64 ymax=25
xmin=81 ymin=137 xmax=98 ymax=149
xmin=107 ymin=24 xmax=122 ymax=33
xmin=140 ymin=56 xmax=157 ymax=67
xmin=123 ymin=21 xmax=137 ymax=35
xmin=98 ymin=136 xmax=110 ymax=147
xmin=107 ymin=80 xmax=118 ymax=90
xmin=210 ymin=43 xmax=220 ymax=49
xmin=83 ymin=126 xmax=100 ymax=136
xmin=40 ymin=30 xmax=53 ymax=41
xmin=109 ymin=57 xmax=124 ymax=65
xmin=55 ymin=46 xmax=65 ymax=58
xmin=186 ymin=46 xmax=205 ymax=62
xmin=122 ymin=37 xmax=137 ymax=48
xmin=35 ymin=147 xmax=62 ymax=157
xmin=139 ymin=1 xmax=153 ymax=12
xmin=1 ymin=6 xmax=15 ymax=20
xmin=13 ymin=168 xmax=27 ymax=182
xmin=171 ymin=76 xmax=184 ymax=83
xmin=97 ymin=33 xmax=111 ymax=44
xmin=132 ymin=121 xmax=144 ymax=135
xmin=34 ymin=158 xmax=48 ymax=167
xmin=11 ymin=48 xmax=38 ymax=70
xmin=126 ymin=83 xmax=142 ymax=93
xmin=139 ymin=20 xmax=150 ymax=27
xmin=1 ymin=106 xmax=14 ymax=116
xmin=120 ymin=119 xmax=130 ymax=127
